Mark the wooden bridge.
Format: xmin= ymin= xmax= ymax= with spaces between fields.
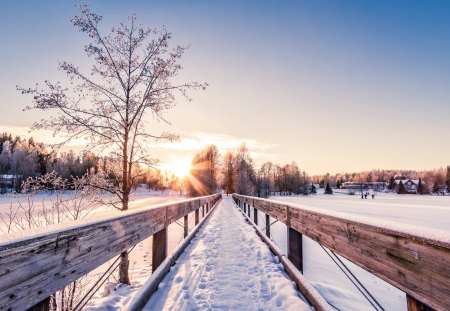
xmin=0 ymin=194 xmax=449 ymax=311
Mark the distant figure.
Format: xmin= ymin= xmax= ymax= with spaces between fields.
xmin=364 ymin=193 xmax=368 ymax=199
xmin=372 ymin=194 xmax=375 ymax=199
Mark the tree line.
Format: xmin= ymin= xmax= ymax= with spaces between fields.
xmin=186 ymin=143 xmax=310 ymax=197
xmin=311 ymin=167 xmax=450 ymax=195
xmin=0 ymin=132 xmax=175 ymax=194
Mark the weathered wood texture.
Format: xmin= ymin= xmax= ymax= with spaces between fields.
xmin=0 ymin=194 xmax=221 ymax=311
xmin=233 ymin=194 xmax=450 ymax=311
xmin=288 ymin=227 xmax=303 ymax=273
xmin=407 ymin=295 xmax=434 ymax=311
xmin=152 ymin=228 xmax=167 ymax=273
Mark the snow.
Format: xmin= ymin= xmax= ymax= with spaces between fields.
xmin=142 ymin=196 xmax=311 ymax=311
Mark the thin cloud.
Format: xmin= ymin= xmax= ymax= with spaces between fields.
xmin=158 ymin=130 xmax=277 ymax=152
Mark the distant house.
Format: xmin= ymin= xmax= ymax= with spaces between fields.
xmin=394 ymin=179 xmax=422 ymax=193
xmin=0 ymin=174 xmax=23 ymax=193
xmin=341 ymin=182 xmax=386 ymax=191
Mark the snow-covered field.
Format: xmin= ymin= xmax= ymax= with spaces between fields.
xmin=269 ymin=192 xmax=450 ymax=311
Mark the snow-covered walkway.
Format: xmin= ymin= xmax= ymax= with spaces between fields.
xmin=143 ymin=196 xmax=311 ymax=310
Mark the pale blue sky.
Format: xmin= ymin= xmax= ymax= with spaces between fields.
xmin=1 ymin=1 xmax=449 ymax=174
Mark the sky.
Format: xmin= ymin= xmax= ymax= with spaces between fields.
xmin=0 ymin=1 xmax=449 ymax=175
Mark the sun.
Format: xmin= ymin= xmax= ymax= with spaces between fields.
xmin=164 ymin=158 xmax=192 ymax=178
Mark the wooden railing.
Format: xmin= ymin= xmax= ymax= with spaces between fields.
xmin=233 ymin=194 xmax=450 ymax=311
xmin=0 ymin=194 xmax=221 ymax=310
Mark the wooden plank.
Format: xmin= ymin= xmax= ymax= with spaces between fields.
xmin=27 ymin=297 xmax=50 ymax=311
xmin=288 ymin=227 xmax=303 ymax=273
xmin=233 ymin=194 xmax=450 ymax=311
xmin=195 ymin=209 xmax=199 ymax=225
xmin=0 ymin=194 xmax=220 ymax=310
xmin=183 ymin=215 xmax=189 ymax=238
xmin=266 ymin=214 xmax=270 ymax=237
xmin=152 ymin=228 xmax=167 ymax=273
xmin=407 ymin=295 xmax=434 ymax=311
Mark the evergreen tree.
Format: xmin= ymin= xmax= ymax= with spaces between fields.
xmin=417 ymin=178 xmax=426 ymax=195
xmin=432 ymin=180 xmax=440 ymax=194
xmin=387 ymin=176 xmax=396 ymax=190
xmin=324 ymin=183 xmax=333 ymax=194
xmin=310 ymin=183 xmax=317 ymax=194
xmin=397 ymin=180 xmax=407 ymax=194
xmin=446 ymin=165 xmax=450 ymax=193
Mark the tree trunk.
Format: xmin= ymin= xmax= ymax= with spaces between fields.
xmin=119 ymin=132 xmax=130 ymax=284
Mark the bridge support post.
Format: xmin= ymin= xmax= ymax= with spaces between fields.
xmin=28 ymin=297 xmax=50 ymax=311
xmin=243 ymin=203 xmax=246 ymax=214
xmin=265 ymin=214 xmax=270 ymax=237
xmin=195 ymin=209 xmax=199 ymax=225
xmin=202 ymin=204 xmax=205 ymax=217
xmin=247 ymin=204 xmax=251 ymax=217
xmin=288 ymin=227 xmax=303 ymax=273
xmin=183 ymin=215 xmax=189 ymax=238
xmin=152 ymin=228 xmax=167 ymax=273
xmin=407 ymin=295 xmax=434 ymax=311
xmin=253 ymin=208 xmax=258 ymax=225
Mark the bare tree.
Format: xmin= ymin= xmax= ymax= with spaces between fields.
xmin=18 ymin=4 xmax=206 ymax=284
xmin=187 ymin=144 xmax=220 ymax=197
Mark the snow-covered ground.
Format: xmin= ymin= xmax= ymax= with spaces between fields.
xmin=143 ymin=196 xmax=311 ymax=311
xmin=268 ymin=191 xmax=450 ymax=311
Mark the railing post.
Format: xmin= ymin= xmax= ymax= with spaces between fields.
xmin=28 ymin=297 xmax=50 ymax=311
xmin=407 ymin=295 xmax=434 ymax=311
xmin=265 ymin=214 xmax=270 ymax=237
xmin=195 ymin=208 xmax=199 ymax=225
xmin=288 ymin=227 xmax=303 ymax=273
xmin=253 ymin=207 xmax=258 ymax=225
xmin=152 ymin=228 xmax=167 ymax=273
xmin=183 ymin=215 xmax=189 ymax=238
xmin=202 ymin=204 xmax=205 ymax=217
xmin=247 ymin=204 xmax=251 ymax=217
xmin=244 ymin=202 xmax=246 ymax=214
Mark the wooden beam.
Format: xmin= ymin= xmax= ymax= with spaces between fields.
xmin=265 ymin=214 xmax=270 ymax=237
xmin=152 ymin=228 xmax=167 ymax=273
xmin=407 ymin=295 xmax=435 ymax=311
xmin=288 ymin=227 xmax=303 ymax=273
xmin=27 ymin=297 xmax=50 ymax=311
xmin=253 ymin=207 xmax=258 ymax=225
xmin=195 ymin=209 xmax=199 ymax=225
xmin=183 ymin=215 xmax=189 ymax=238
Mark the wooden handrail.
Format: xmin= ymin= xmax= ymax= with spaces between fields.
xmin=233 ymin=194 xmax=450 ymax=311
xmin=0 ymin=194 xmax=221 ymax=310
